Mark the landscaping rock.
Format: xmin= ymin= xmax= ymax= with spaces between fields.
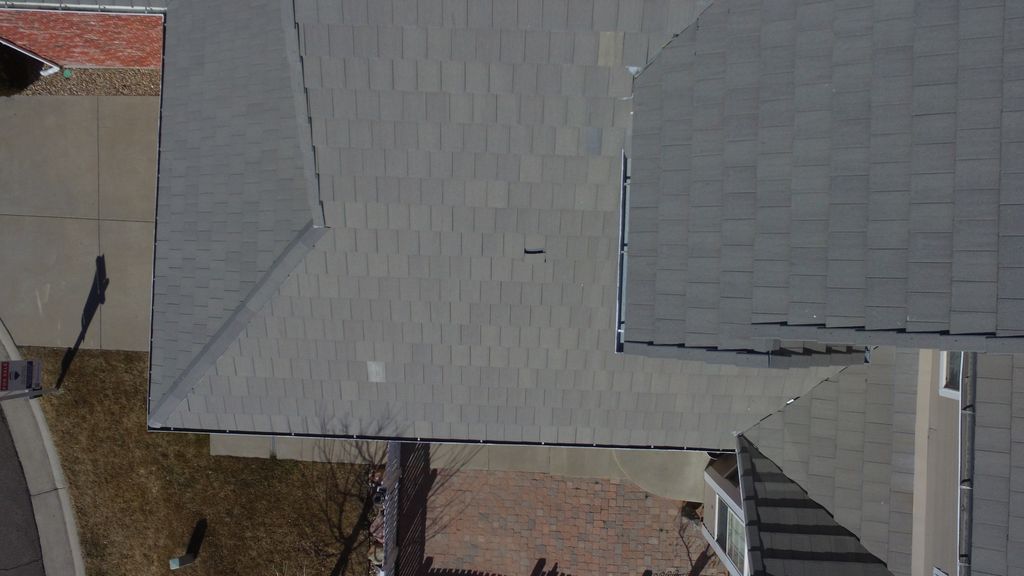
xmin=20 ymin=68 xmax=160 ymax=97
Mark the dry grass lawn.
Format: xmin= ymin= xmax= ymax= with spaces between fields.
xmin=28 ymin=346 xmax=368 ymax=576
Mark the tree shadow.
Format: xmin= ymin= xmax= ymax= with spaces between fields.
xmin=675 ymin=502 xmax=718 ymax=576
xmin=56 ymin=255 xmax=108 ymax=388
xmin=397 ymin=443 xmax=433 ymax=576
xmin=300 ymin=437 xmax=382 ymax=576
xmin=307 ymin=439 xmax=479 ymax=576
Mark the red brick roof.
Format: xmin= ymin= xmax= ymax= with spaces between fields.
xmin=0 ymin=9 xmax=162 ymax=68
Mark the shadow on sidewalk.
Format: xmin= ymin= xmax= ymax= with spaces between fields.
xmin=56 ymin=255 xmax=108 ymax=389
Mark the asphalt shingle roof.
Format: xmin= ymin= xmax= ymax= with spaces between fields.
xmin=142 ymin=0 xmax=862 ymax=449
xmin=148 ymin=0 xmax=324 ymax=423
xmin=741 ymin=349 xmax=1024 ymax=576
xmin=624 ymin=0 xmax=1024 ymax=356
xmin=736 ymin=435 xmax=895 ymax=576
xmin=741 ymin=347 xmax=919 ymax=575
xmin=971 ymin=353 xmax=1024 ymax=576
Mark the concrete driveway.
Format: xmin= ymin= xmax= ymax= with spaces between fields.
xmin=0 ymin=95 xmax=157 ymax=351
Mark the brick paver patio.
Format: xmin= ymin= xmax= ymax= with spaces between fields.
xmin=422 ymin=469 xmax=722 ymax=576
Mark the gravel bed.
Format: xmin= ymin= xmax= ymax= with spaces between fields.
xmin=19 ymin=68 xmax=161 ymax=96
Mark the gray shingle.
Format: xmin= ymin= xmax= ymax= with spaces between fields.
xmin=972 ymin=353 xmax=1024 ymax=574
xmin=151 ymin=0 xmax=853 ymax=450
xmin=743 ymin=347 xmax=919 ymax=575
xmin=149 ymin=0 xmax=321 ymax=420
xmin=626 ymin=0 xmax=1024 ymax=353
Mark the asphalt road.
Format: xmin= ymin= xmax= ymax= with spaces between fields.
xmin=0 ymin=409 xmax=43 ymax=576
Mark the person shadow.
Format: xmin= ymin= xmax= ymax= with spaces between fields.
xmin=55 ymin=255 xmax=108 ymax=388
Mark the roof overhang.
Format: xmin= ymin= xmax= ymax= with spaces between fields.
xmin=0 ymin=36 xmax=57 ymax=75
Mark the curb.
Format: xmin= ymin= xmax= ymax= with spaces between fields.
xmin=0 ymin=318 xmax=86 ymax=576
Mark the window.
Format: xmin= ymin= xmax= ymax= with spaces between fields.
xmin=725 ymin=506 xmax=746 ymax=571
xmin=717 ymin=498 xmax=746 ymax=574
xmin=939 ymin=351 xmax=966 ymax=400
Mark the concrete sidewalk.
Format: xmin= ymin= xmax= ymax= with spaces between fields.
xmin=0 ymin=319 xmax=86 ymax=576
xmin=0 ymin=95 xmax=157 ymax=352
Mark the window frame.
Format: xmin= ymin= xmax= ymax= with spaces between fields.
xmin=703 ymin=463 xmax=748 ymax=576
xmin=719 ymin=502 xmax=746 ymax=573
xmin=938 ymin=350 xmax=966 ymax=401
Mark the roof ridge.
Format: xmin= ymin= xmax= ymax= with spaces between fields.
xmin=736 ymin=363 xmax=852 ymax=436
xmin=631 ymin=0 xmax=716 ymax=83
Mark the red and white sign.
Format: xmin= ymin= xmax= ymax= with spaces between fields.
xmin=0 ymin=360 xmax=41 ymax=394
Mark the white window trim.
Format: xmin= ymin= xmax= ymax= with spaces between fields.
xmin=938 ymin=350 xmax=963 ymax=401
xmin=702 ymin=470 xmax=748 ymax=576
xmin=720 ymin=501 xmax=747 ymax=576
xmin=704 ymin=469 xmax=743 ymax=517
xmin=702 ymin=515 xmax=746 ymax=576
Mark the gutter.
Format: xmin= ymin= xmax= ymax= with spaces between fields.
xmin=150 ymin=423 xmax=727 ymax=454
xmin=957 ymin=352 xmax=976 ymax=576
xmin=614 ymin=149 xmax=629 ymax=353
xmin=0 ymin=2 xmax=166 ymax=13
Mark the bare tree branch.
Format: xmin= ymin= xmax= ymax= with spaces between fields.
xmin=300 ymin=408 xmax=480 ymax=575
xmin=676 ymin=502 xmax=725 ymax=576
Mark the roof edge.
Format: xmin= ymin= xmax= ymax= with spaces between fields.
xmin=0 ymin=36 xmax=58 ymax=74
xmin=146 ymin=424 xmax=728 ymax=453
xmin=749 ymin=322 xmax=1024 ymax=353
xmin=621 ymin=341 xmax=864 ymax=369
xmin=148 ymin=221 xmax=327 ymax=427
xmin=735 ymin=435 xmax=766 ymax=576
xmin=0 ymin=3 xmax=166 ymax=13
